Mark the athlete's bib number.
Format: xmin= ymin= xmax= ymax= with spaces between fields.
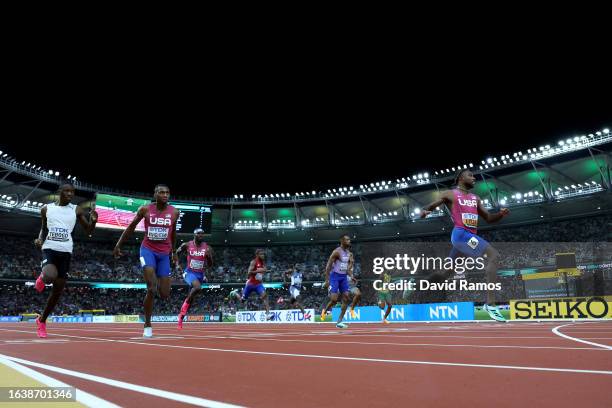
xmin=255 ymin=273 xmax=263 ymax=281
xmin=339 ymin=261 xmax=348 ymax=272
xmin=189 ymin=259 xmax=205 ymax=270
xmin=461 ymin=213 xmax=478 ymax=228
xmin=292 ymin=276 xmax=302 ymax=286
xmin=147 ymin=227 xmax=169 ymax=241
xmin=48 ymin=228 xmax=70 ymax=242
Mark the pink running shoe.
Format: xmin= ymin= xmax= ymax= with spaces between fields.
xmin=36 ymin=317 xmax=47 ymax=338
xmin=35 ymin=274 xmax=45 ymax=293
xmin=178 ymin=301 xmax=189 ymax=329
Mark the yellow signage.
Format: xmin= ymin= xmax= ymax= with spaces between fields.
xmin=522 ymin=270 xmax=581 ymax=280
xmin=510 ymin=296 xmax=612 ymax=320
xmin=113 ymin=315 xmax=141 ymax=323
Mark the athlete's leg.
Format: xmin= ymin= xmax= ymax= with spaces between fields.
xmin=484 ymin=245 xmax=500 ymax=305
xmin=143 ymin=267 xmax=158 ymax=328
xmin=337 ymin=291 xmax=350 ymax=324
xmin=350 ymin=288 xmax=361 ymax=309
xmin=40 ymin=277 xmax=66 ymax=323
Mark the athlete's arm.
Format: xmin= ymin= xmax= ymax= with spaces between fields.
xmin=324 ymin=250 xmax=339 ymax=287
xmin=348 ymin=253 xmax=356 ymax=282
xmin=76 ymin=206 xmax=98 ymax=234
xmin=34 ymin=205 xmax=48 ymax=248
xmin=205 ymin=246 xmax=214 ymax=268
xmin=176 ymin=242 xmax=188 ymax=256
xmin=171 ymin=208 xmax=179 ymax=264
xmin=113 ymin=206 xmax=147 ymax=258
xmin=477 ymin=199 xmax=510 ymax=224
xmin=247 ymin=260 xmax=257 ymax=279
xmin=421 ymin=190 xmax=453 ymax=218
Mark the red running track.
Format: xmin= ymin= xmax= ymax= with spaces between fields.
xmin=0 ymin=321 xmax=611 ymax=407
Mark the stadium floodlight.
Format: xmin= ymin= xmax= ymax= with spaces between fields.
xmin=479 ymin=166 xmax=483 ymax=170
xmin=451 ymin=167 xmax=455 ymax=172
xmin=486 ymin=158 xmax=493 ymax=164
xmin=55 ymin=171 xmax=59 ymax=176
xmin=0 ymin=151 xmax=2 ymax=155
xmin=48 ymin=170 xmax=53 ymax=174
xmin=500 ymin=199 xmax=506 ymax=205
xmin=596 ymin=131 xmax=602 ymax=136
xmin=393 ymin=211 xmax=398 ymax=216
xmin=603 ymin=128 xmax=609 ymax=134
xmin=515 ymin=193 xmax=522 ymax=199
xmin=356 ymin=215 xmax=360 ymax=219
xmin=373 ymin=216 xmax=378 ymax=220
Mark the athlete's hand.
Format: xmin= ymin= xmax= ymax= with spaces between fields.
xmin=34 ymin=238 xmax=43 ymax=248
xmin=350 ymin=276 xmax=357 ymax=284
xmin=420 ymin=210 xmax=431 ymax=219
xmin=172 ymin=253 xmax=179 ymax=266
xmin=499 ymin=208 xmax=510 ymax=217
xmin=113 ymin=246 xmax=123 ymax=258
xmin=323 ymin=280 xmax=329 ymax=289
xmin=90 ymin=210 xmax=98 ymax=223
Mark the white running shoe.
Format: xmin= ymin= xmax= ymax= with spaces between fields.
xmin=483 ymin=304 xmax=506 ymax=322
xmin=143 ymin=327 xmax=153 ymax=338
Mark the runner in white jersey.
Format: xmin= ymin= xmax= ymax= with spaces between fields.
xmin=283 ymin=263 xmax=307 ymax=315
xmin=33 ymin=181 xmax=98 ymax=338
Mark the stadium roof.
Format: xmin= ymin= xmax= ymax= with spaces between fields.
xmin=1 ymin=130 xmax=610 ymax=244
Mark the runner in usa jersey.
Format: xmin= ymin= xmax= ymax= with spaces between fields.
xmin=420 ymin=170 xmax=510 ymax=322
xmin=176 ymin=228 xmax=214 ymax=329
xmin=238 ymin=249 xmax=272 ymax=320
xmin=113 ymin=184 xmax=179 ymax=337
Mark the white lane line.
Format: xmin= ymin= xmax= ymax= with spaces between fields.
xmin=0 ymin=353 xmax=244 ymax=408
xmin=0 ymin=353 xmax=119 ymax=408
xmin=0 ymin=328 xmax=610 ymax=376
xmin=222 ymin=336 xmax=604 ymax=351
xmin=552 ymin=323 xmax=612 ymax=351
